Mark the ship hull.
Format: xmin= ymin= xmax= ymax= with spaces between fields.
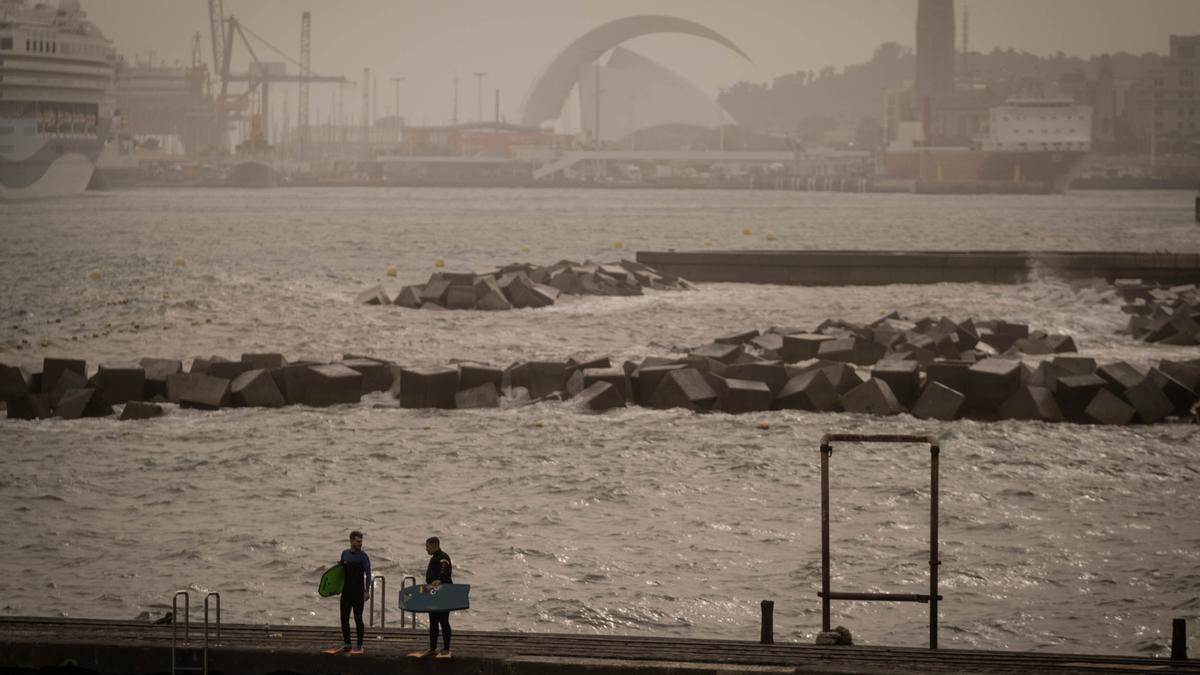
xmin=883 ymin=148 xmax=1087 ymax=193
xmin=0 ymin=136 xmax=102 ymax=200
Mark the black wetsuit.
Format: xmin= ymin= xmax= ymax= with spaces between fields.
xmin=340 ymin=548 xmax=371 ymax=648
xmin=426 ymin=549 xmax=453 ymax=651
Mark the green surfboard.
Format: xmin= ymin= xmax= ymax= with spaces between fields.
xmin=318 ymin=563 xmax=344 ymax=597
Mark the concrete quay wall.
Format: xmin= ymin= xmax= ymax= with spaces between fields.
xmin=635 ymin=250 xmax=1200 ymax=286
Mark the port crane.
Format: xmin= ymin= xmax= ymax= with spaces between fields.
xmin=206 ymin=0 xmax=348 ymax=155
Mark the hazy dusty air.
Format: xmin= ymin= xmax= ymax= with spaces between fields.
xmin=87 ymin=0 xmax=1200 ymax=126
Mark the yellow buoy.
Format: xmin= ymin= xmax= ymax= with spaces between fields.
xmin=704 ymin=240 xmax=713 ymax=247
xmin=742 ymin=227 xmax=752 ymax=236
xmin=434 ymin=258 xmax=445 ymax=268
xmin=88 ymin=270 xmax=101 ymax=281
xmin=386 ymin=265 xmax=398 ymax=277
xmin=758 ymin=421 xmax=771 ymax=430
xmin=521 ymin=245 xmax=531 ymax=254
xmin=174 ymin=257 xmax=186 ymax=267
xmin=765 ymin=232 xmax=777 ymax=241
xmin=612 ymin=240 xmax=624 ymax=249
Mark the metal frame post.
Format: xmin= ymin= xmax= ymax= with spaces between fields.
xmin=369 ymin=575 xmax=387 ymax=628
xmin=399 ymin=576 xmax=419 ymax=629
xmin=820 ymin=442 xmax=832 ymax=633
xmin=817 ymin=434 xmax=942 ymax=649
xmin=204 ymin=592 xmax=221 ymax=647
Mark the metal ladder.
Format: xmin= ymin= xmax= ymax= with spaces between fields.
xmin=368 ymin=574 xmax=387 ymax=629
xmin=170 ymin=590 xmax=220 ymax=674
xmin=818 ymin=433 xmax=943 ymax=648
xmin=399 ymin=575 xmax=420 ymax=629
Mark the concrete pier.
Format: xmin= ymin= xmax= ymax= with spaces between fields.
xmin=635 ymin=250 xmax=1200 ymax=286
xmin=1 ymin=617 xmax=1195 ymax=674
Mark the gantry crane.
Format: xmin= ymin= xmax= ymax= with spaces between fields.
xmin=206 ymin=0 xmax=347 ymax=155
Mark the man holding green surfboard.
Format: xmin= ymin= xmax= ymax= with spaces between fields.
xmin=338 ymin=530 xmax=371 ymax=655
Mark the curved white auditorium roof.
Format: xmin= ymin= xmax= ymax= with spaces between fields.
xmin=519 ymin=14 xmax=750 ymax=128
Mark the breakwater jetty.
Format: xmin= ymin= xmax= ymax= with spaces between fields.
xmin=635 ymin=250 xmax=1200 ymax=286
xmin=0 ymin=616 xmax=1195 ymax=674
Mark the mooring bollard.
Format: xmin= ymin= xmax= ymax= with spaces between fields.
xmin=1172 ymin=618 xmax=1188 ymax=661
xmin=760 ymin=600 xmax=774 ymax=644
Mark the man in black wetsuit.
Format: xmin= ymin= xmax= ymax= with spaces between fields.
xmin=417 ymin=536 xmax=454 ymax=658
xmin=338 ymin=530 xmax=371 ymax=655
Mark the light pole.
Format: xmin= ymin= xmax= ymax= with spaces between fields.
xmin=390 ymin=76 xmax=405 ymax=144
xmin=592 ymin=51 xmax=602 ymax=145
xmin=473 ymin=72 xmax=487 ymax=123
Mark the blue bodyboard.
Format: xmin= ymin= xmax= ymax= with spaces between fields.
xmin=399 ymin=583 xmax=470 ymax=613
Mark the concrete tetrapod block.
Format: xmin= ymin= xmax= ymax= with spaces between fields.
xmin=242 ymin=353 xmax=287 ymax=370
xmin=394 ymin=285 xmax=423 ymax=309
xmin=48 ymin=369 xmax=87 ymax=409
xmin=841 ymin=378 xmax=903 ymax=416
xmin=475 ymin=289 xmax=513 ymax=311
xmin=1148 ymin=367 xmax=1200 ymax=416
xmin=42 ymin=357 xmax=86 ymax=394
xmin=966 ymin=359 xmax=1021 ymax=413
xmin=1123 ymin=377 xmax=1174 ymax=424
xmin=398 ymin=366 xmax=458 ymax=409
xmin=524 ymin=361 xmax=568 ymax=400
xmin=997 ymin=385 xmax=1063 ymax=422
xmin=445 ymin=285 xmax=477 ymax=310
xmin=207 ymin=360 xmax=255 ymax=381
xmin=1053 ymin=374 xmax=1107 ymax=423
xmin=774 ymin=370 xmax=840 ymax=412
xmin=715 ymin=329 xmax=760 ymax=345
xmin=459 ymin=364 xmax=503 ymax=394
xmin=1097 ymin=361 xmax=1145 ymax=394
xmin=911 ymin=382 xmax=966 ymax=421
xmin=1051 ymin=356 xmax=1097 ymax=377
xmin=455 ymin=383 xmax=500 ymax=409
xmin=649 ymin=368 xmax=718 ymax=412
xmin=723 ymin=362 xmax=788 ymax=396
xmin=781 ymin=333 xmax=836 ymax=363
xmin=0 ymin=364 xmax=33 ymax=401
xmin=420 ymin=279 xmax=452 ymax=306
xmin=356 ymin=285 xmax=391 ymax=305
xmin=97 ymin=363 xmax=146 ymax=406
xmin=927 ymin=359 xmax=972 ymax=394
xmin=230 ymin=369 xmax=285 ymax=408
xmin=582 ymin=368 xmax=631 ymax=401
xmin=633 ymin=364 xmax=686 ymax=407
xmin=341 ymin=358 xmax=394 ymax=394
xmin=749 ymin=333 xmax=784 ymax=355
xmin=119 ymin=401 xmax=164 ymax=421
xmin=820 ymin=363 xmax=865 ymax=396
xmin=1158 ymin=360 xmax=1200 ymax=392
xmin=270 ymin=362 xmax=319 ymax=406
xmin=7 ymin=394 xmax=51 ymax=420
xmin=690 ymin=342 xmax=743 ymax=365
xmin=1084 ymin=388 xmax=1136 ymax=425
xmin=53 ymin=388 xmax=113 ymax=419
xmin=719 ymin=378 xmax=773 ymax=414
xmin=302 ymin=365 xmax=364 ymax=407
xmin=175 ymin=374 xmax=231 ymax=410
xmin=818 ymin=336 xmax=887 ymax=366
xmin=135 ymin=359 xmax=180 ymax=402
xmin=870 ymin=360 xmax=921 ymax=408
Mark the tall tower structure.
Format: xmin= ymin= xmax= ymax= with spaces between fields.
xmin=915 ymin=0 xmax=956 ymax=111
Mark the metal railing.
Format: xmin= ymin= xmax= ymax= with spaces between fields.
xmin=368 ymin=575 xmax=386 ymax=628
xmin=170 ymin=590 xmax=221 ymax=674
xmin=818 ymin=433 xmax=943 ymax=649
xmin=203 ymin=592 xmax=220 ymax=648
xmin=399 ymin=575 xmax=419 ymax=629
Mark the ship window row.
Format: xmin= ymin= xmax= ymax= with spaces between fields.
xmin=0 ymin=101 xmax=97 ymax=135
xmin=15 ymin=37 xmax=107 ymax=57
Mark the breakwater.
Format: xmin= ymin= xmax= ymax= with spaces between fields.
xmin=635 ymin=250 xmax=1200 ymax=286
xmin=5 ymin=312 xmax=1196 ymax=425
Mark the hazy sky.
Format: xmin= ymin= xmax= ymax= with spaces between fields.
xmin=85 ymin=0 xmax=1199 ymax=128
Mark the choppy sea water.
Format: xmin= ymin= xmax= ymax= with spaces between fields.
xmin=1 ymin=187 xmax=1198 ymax=657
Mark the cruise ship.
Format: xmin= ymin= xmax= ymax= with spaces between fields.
xmin=0 ymin=0 xmax=115 ymax=199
